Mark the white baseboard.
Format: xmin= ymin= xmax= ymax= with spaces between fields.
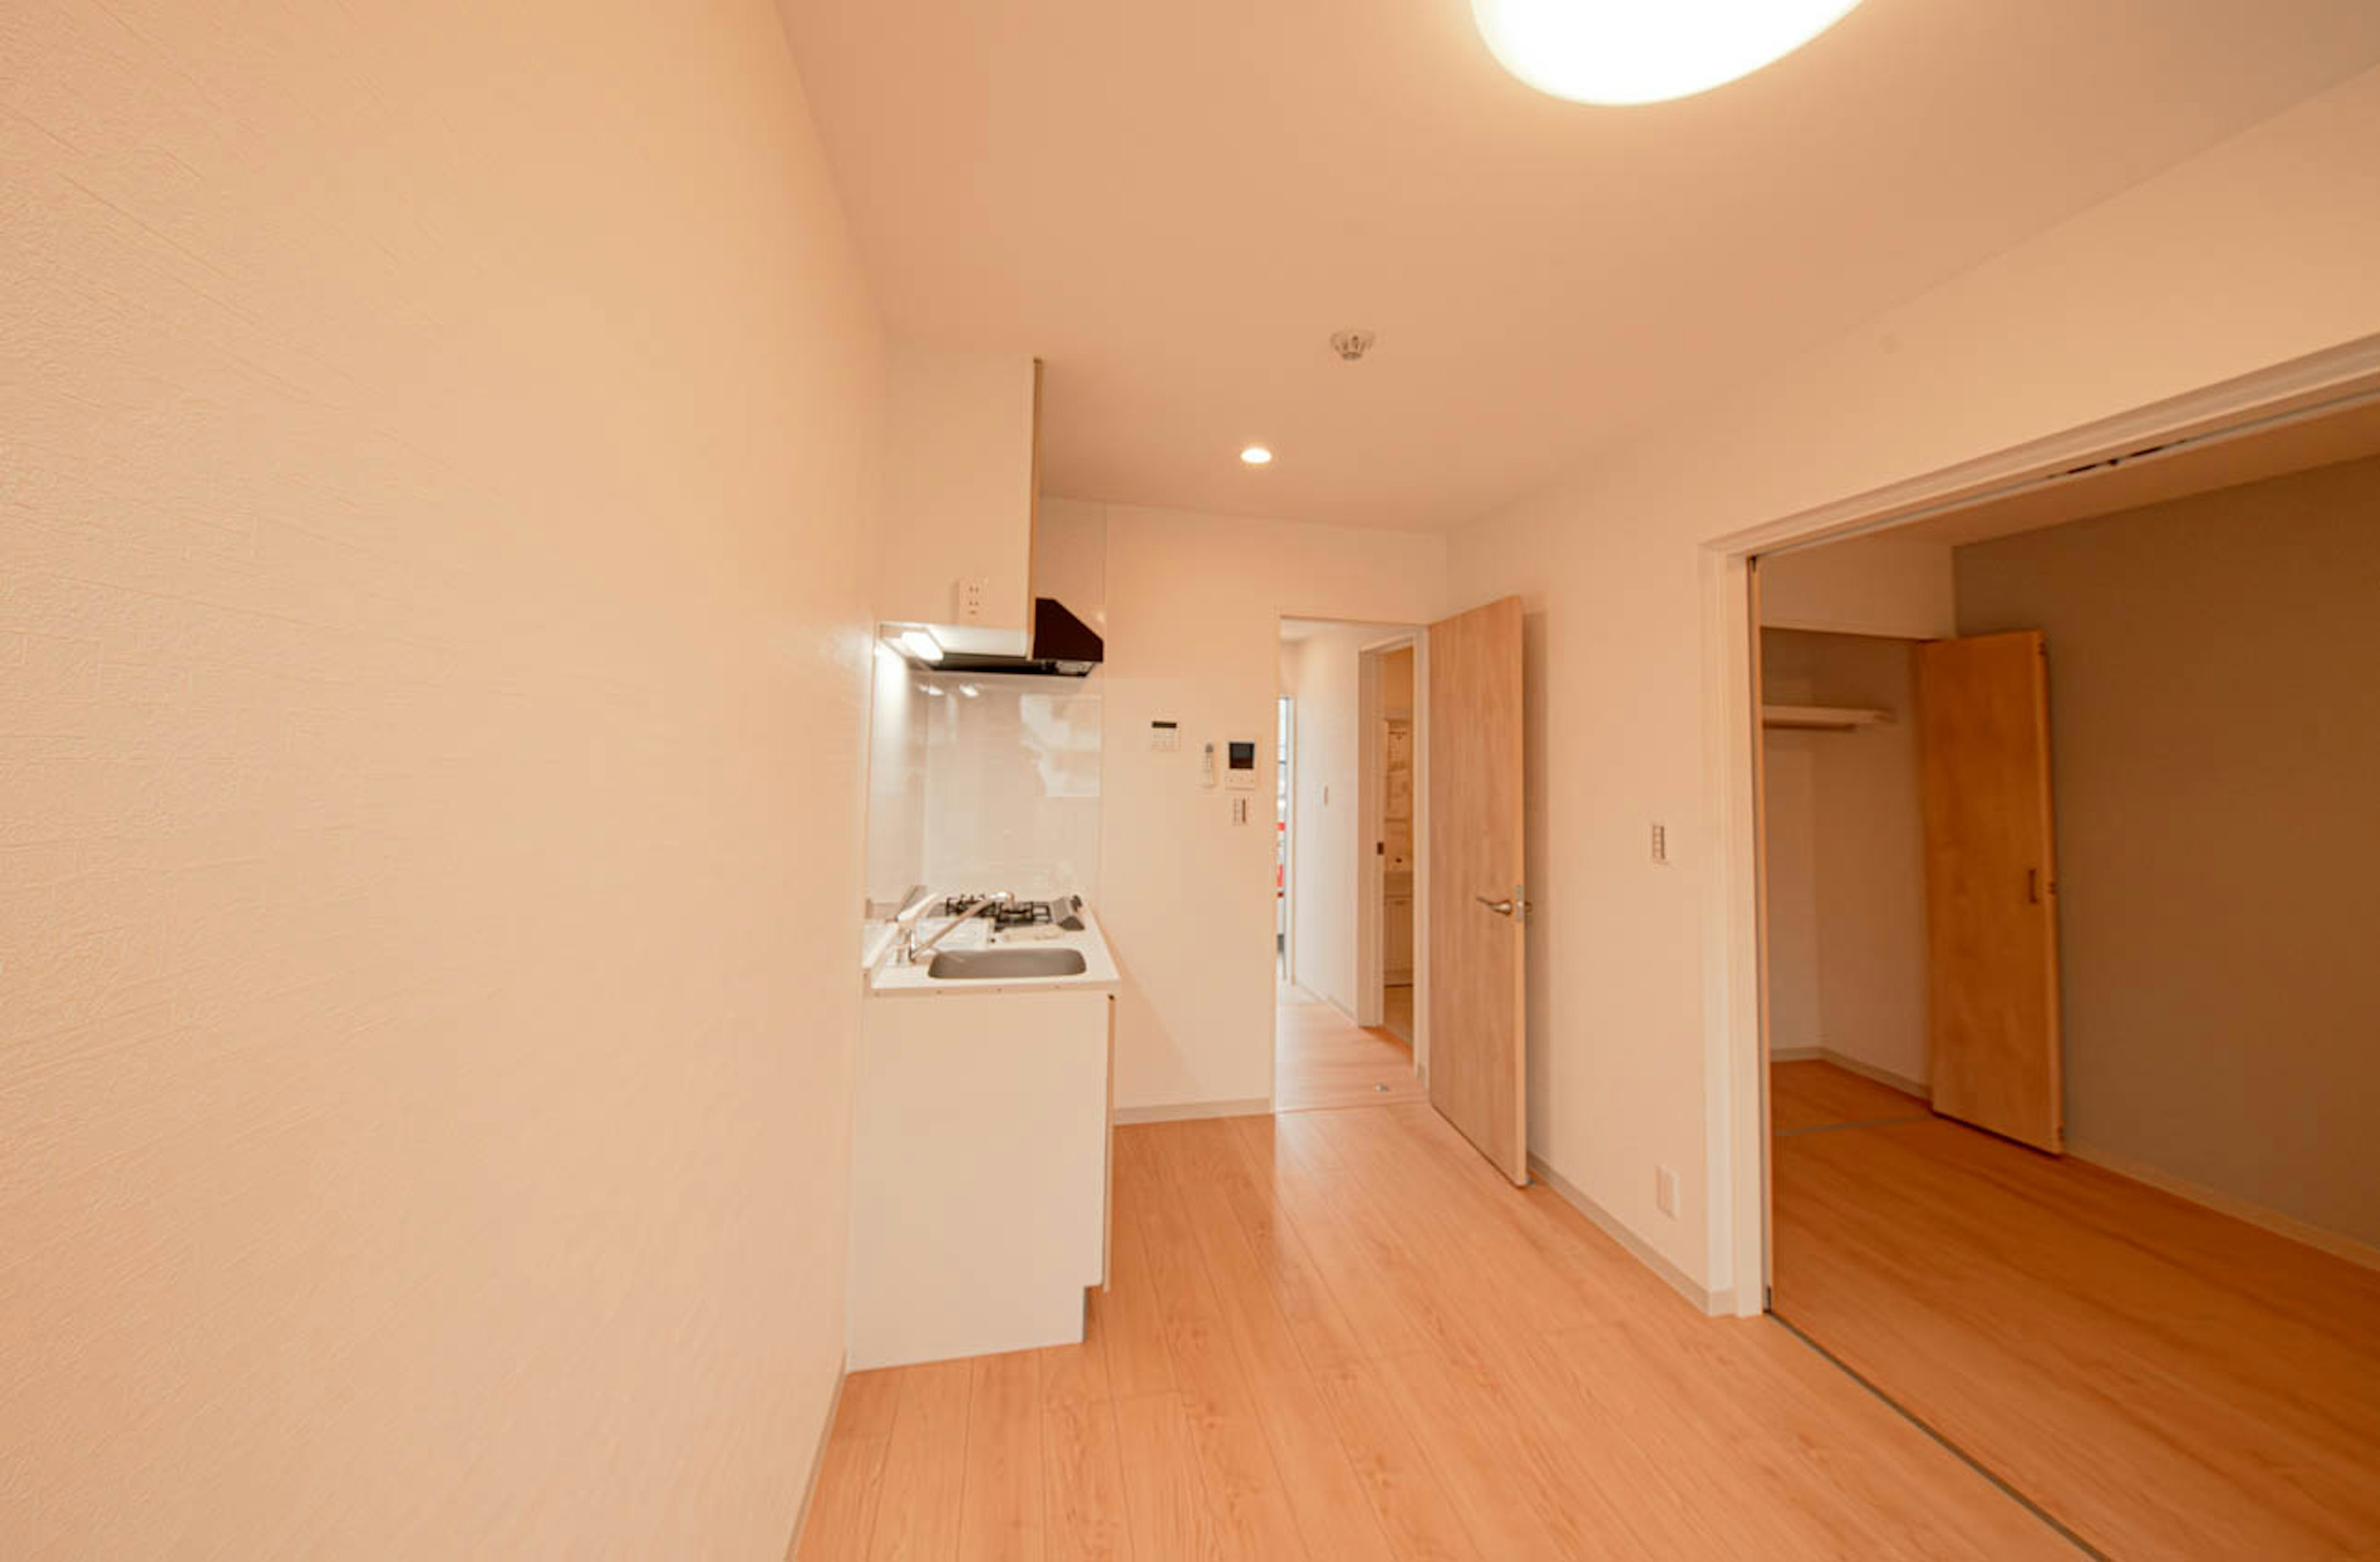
xmin=2066 ymin=1141 xmax=2380 ymax=1275
xmin=1770 ymin=1046 xmax=1930 ymax=1102
xmin=1527 ymin=1153 xmax=1734 ymax=1317
xmin=785 ymin=1354 xmax=847 ymax=1560
xmin=1112 ymin=1096 xmax=1272 ymax=1126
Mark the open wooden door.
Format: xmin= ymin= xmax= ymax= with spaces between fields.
xmin=1427 ymin=595 xmax=1527 ymax=1183
xmin=1915 ymin=630 xmax=2064 ymax=1152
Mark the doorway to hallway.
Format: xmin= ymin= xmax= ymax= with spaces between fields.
xmin=1273 ymin=981 xmax=1427 ymax=1112
xmin=1276 ymin=616 xmax=1426 ymax=1112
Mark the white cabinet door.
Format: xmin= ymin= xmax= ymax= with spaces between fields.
xmin=849 ymin=987 xmax=1109 ymax=1369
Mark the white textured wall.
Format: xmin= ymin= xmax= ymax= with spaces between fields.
xmin=1092 ymin=505 xmax=1447 ymax=1112
xmin=1758 ymin=631 xmax=1929 ymax=1088
xmin=1 ymin=1 xmax=883 ymax=1556
xmin=1286 ymin=626 xmax=1367 ymax=1013
xmin=1448 ymin=64 xmax=2380 ymax=1297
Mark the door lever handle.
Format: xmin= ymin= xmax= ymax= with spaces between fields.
xmin=1475 ymin=895 xmax=1515 ymax=917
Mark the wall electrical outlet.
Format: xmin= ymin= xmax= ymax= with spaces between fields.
xmin=957 ymin=577 xmax=988 ymax=623
xmin=1650 ymin=821 xmax=1668 ymax=865
xmin=1655 ymin=1165 xmax=1678 ymax=1218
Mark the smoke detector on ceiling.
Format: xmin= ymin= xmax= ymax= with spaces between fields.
xmin=1329 ymin=329 xmax=1377 ymax=362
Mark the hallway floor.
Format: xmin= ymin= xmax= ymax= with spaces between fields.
xmin=797 ymin=1104 xmax=2073 ymax=1561
xmin=1273 ymin=986 xmax=1425 ymax=1113
xmin=1773 ymin=1060 xmax=2380 ymax=1558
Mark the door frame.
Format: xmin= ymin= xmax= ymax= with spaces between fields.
xmin=1277 ymin=694 xmax=1297 ymax=986
xmin=1272 ymin=617 xmax=1432 ymax=1094
xmin=1356 ymin=633 xmax=1418 ymax=1034
xmin=1704 ymin=335 xmax=2380 ymax=1316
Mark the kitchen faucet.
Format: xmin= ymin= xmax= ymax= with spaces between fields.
xmin=899 ymin=890 xmax=1013 ymax=965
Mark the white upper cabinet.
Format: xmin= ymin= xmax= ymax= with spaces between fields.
xmin=877 ymin=343 xmax=1041 ymax=641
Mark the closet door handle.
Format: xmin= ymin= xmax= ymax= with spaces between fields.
xmin=2027 ymin=868 xmax=2042 ymax=905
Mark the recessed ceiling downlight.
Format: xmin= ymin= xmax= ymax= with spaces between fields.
xmin=1240 ymin=445 xmax=1274 ymax=466
xmin=1471 ymin=0 xmax=1864 ymax=105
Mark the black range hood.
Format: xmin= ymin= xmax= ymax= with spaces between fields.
xmin=937 ymin=597 xmax=1103 ymax=678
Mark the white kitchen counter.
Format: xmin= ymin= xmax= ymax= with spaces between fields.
xmin=847 ymin=894 xmax=1117 ymax=1369
xmin=865 ymin=903 xmax=1119 ymax=997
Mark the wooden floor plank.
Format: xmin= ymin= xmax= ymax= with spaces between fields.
xmin=806 ymin=1099 xmax=2380 ymax=1562
xmin=1042 ymin=1399 xmax=1134 ymax=1562
xmin=866 ymin=1359 xmax=972 ymax=1562
xmin=958 ymin=1352 xmax=1046 ymax=1561
xmin=1377 ymin=1102 xmax=1688 ymax=1325
xmin=1308 ymin=1359 xmax=1483 ymax=1562
xmin=1275 ymin=994 xmax=1427 ymax=1113
xmin=1112 ymin=1392 xmax=1226 ymax=1562
xmin=1768 ymin=1058 xmax=1928 ymax=1133
xmin=1155 ymin=1117 xmax=1371 ymax=1372
xmin=835 ymin=1369 xmax=904 ymax=1439
xmin=1036 ymin=1286 xmax=1112 ymax=1411
xmin=1774 ymin=1060 xmax=2380 ymax=1560
xmin=1225 ymin=1114 xmax=1429 ymax=1363
xmin=795 ymin=1433 xmax=890 ymax=1562
xmin=1368 ymin=1348 xmax=1611 ymax=1561
xmin=1150 ymin=1129 xmax=1399 ymax=1561
xmin=1127 ymin=1125 xmax=1316 ymax=1561
xmin=1302 ymin=1105 xmax=1601 ymax=1345
xmin=1100 ymin=1136 xmax=1179 ymax=1400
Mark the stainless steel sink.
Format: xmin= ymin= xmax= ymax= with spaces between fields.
xmin=925 ymin=947 xmax=1088 ymax=981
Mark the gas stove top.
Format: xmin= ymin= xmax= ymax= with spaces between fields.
xmin=938 ymin=894 xmax=1059 ymax=929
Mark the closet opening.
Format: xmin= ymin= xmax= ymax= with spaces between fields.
xmin=1748 ymin=384 xmax=2380 ymax=1558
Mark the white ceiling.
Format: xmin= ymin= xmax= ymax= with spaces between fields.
xmin=777 ymin=1 xmax=2380 ymax=532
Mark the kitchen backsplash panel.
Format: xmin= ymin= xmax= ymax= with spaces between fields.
xmin=920 ymin=671 xmax=1102 ymax=900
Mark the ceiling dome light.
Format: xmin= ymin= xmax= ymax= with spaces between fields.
xmin=1240 ymin=445 xmax=1274 ymax=465
xmin=1471 ymin=0 xmax=1864 ymax=105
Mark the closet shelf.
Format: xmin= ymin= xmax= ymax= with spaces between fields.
xmin=1762 ymin=704 xmax=1892 ymax=732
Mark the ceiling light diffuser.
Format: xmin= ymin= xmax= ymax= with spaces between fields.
xmin=1240 ymin=445 xmax=1274 ymax=465
xmin=1471 ymin=0 xmax=1864 ymax=105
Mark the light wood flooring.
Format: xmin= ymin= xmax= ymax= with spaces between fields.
xmin=1773 ymin=1060 xmax=2380 ymax=1560
xmin=1274 ymin=988 xmax=1426 ymax=1113
xmin=1769 ymin=1057 xmax=1929 ymax=1134
xmin=797 ymin=1103 xmax=2075 ymax=1561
